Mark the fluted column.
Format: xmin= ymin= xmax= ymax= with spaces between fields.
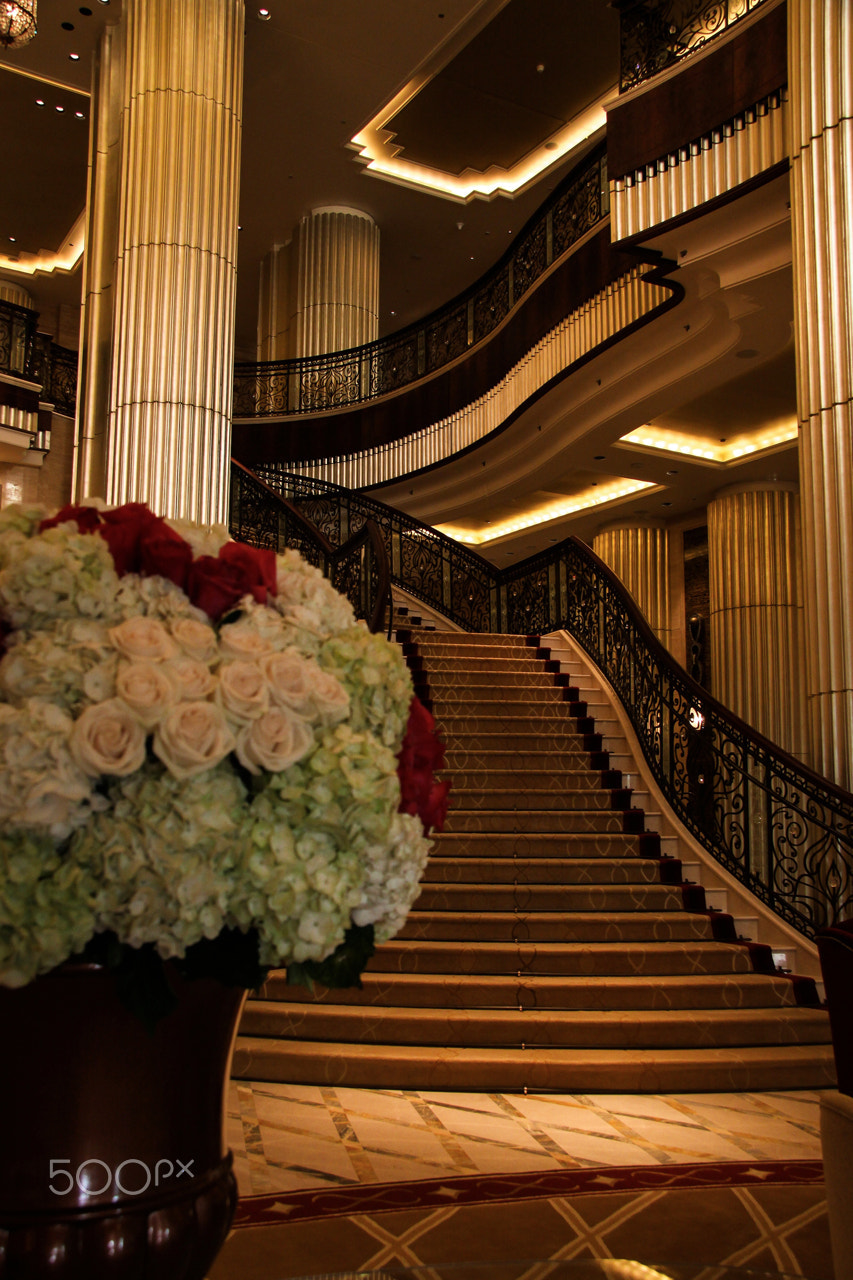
xmin=593 ymin=521 xmax=672 ymax=650
xmin=790 ymin=0 xmax=853 ymax=787
xmin=291 ymin=208 xmax=379 ymax=357
xmin=75 ymin=0 xmax=244 ymax=525
xmin=707 ymin=484 xmax=806 ymax=758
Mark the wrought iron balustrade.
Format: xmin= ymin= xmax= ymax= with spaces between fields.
xmin=232 ymin=147 xmax=608 ymax=420
xmin=0 ymin=299 xmax=38 ymax=381
xmin=38 ymin=342 xmax=79 ymax=418
xmin=235 ymin=461 xmax=853 ymax=942
xmin=619 ymin=0 xmax=769 ymax=92
xmin=229 ymin=460 xmax=391 ymax=634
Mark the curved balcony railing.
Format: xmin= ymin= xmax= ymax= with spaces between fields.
xmin=235 ymin=461 xmax=853 ymax=944
xmin=618 ymin=0 xmax=771 ymax=92
xmin=232 ymin=146 xmax=609 ymax=421
xmin=0 ymin=299 xmax=38 ymax=382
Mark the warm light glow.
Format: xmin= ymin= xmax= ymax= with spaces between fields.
xmin=619 ymin=419 xmax=799 ymax=464
xmin=0 ymin=210 xmax=85 ymax=277
xmin=435 ymin=479 xmax=658 ymax=545
xmin=350 ymin=89 xmax=611 ymax=203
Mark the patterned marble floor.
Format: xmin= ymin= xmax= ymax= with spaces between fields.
xmin=227 ymin=1084 xmax=823 ymax=1197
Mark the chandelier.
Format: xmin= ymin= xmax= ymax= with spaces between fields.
xmin=0 ymin=1 xmax=37 ymax=49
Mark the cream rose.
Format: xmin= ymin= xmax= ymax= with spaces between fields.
xmin=116 ymin=661 xmax=177 ymax=728
xmin=218 ymin=621 xmax=274 ymax=661
xmin=70 ymin=699 xmax=147 ymax=778
xmin=260 ymin=650 xmax=349 ymax=724
xmin=170 ymin=617 xmax=218 ymax=665
xmin=216 ymin=660 xmax=270 ymax=724
xmin=166 ymin=657 xmax=216 ymax=701
xmin=108 ymin=617 xmax=178 ymax=662
xmin=152 ymin=701 xmax=235 ymax=779
xmin=235 ymin=707 xmax=314 ymax=775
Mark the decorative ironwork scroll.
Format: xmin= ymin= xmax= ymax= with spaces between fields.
xmin=234 ymin=460 xmax=853 ymax=942
xmin=232 ymin=147 xmax=608 ymax=420
xmin=619 ymin=0 xmax=768 ymax=92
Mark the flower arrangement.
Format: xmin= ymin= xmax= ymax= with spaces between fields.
xmin=0 ymin=500 xmax=450 ymax=1013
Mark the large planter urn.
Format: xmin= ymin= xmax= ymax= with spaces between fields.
xmin=0 ymin=963 xmax=246 ymax=1279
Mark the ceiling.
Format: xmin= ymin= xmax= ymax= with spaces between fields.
xmin=0 ymin=0 xmax=798 ymax=555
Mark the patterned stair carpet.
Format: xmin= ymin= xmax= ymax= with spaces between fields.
xmin=232 ymin=632 xmax=835 ymax=1092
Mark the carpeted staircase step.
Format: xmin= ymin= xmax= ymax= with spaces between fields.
xmin=430 ymin=832 xmax=656 ymax=857
xmin=446 ymin=770 xmax=607 ymax=791
xmin=231 ymin=1037 xmax=837 ymax=1092
xmin=442 ymin=730 xmax=606 ymax=752
xmin=412 ymin=883 xmax=684 ymax=911
xmin=444 ymin=810 xmax=636 ymax=833
xmin=448 ymin=789 xmax=627 ymax=810
xmin=366 ymin=939 xmax=757 ymax=976
xmin=444 ymin=749 xmax=597 ymax=770
xmin=258 ymin=969 xmax=807 ymax=1011
xmin=421 ymin=857 xmax=667 ymax=884
xmin=397 ymin=910 xmax=718 ymax=943
xmin=238 ymin=1002 xmax=832 ymax=1051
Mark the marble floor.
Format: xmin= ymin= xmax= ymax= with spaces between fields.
xmin=227 ymin=1084 xmax=823 ymax=1197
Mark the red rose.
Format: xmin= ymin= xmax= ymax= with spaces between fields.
xmin=397 ymin=697 xmax=451 ymax=834
xmin=186 ymin=556 xmax=251 ymax=621
xmin=218 ymin=541 xmax=277 ymax=604
xmin=139 ymin=522 xmax=194 ymax=591
xmin=99 ymin=504 xmax=163 ymax=576
xmin=38 ymin=504 xmax=102 ymax=535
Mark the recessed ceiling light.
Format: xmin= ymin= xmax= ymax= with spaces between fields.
xmin=9 ymin=237 xmax=16 ymax=243
xmin=75 ymin=111 xmax=85 ymax=119
xmin=594 ymin=454 xmax=605 ymax=460
xmin=61 ymin=21 xmax=75 ymax=29
xmin=69 ymin=52 xmax=80 ymax=60
xmin=258 ymin=6 xmax=271 ymax=17
xmin=55 ymin=105 xmax=65 ymax=113
xmin=79 ymin=6 xmax=93 ymax=13
xmin=35 ymin=98 xmax=45 ymax=106
xmin=666 ymin=469 xmax=678 ymax=475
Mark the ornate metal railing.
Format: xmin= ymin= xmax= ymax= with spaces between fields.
xmin=35 ymin=341 xmax=79 ymax=417
xmin=232 ymin=146 xmax=609 ymax=419
xmin=236 ymin=462 xmax=853 ymax=942
xmin=0 ymin=299 xmax=38 ymax=381
xmin=618 ymin=0 xmax=770 ymax=92
xmin=229 ymin=460 xmax=391 ymax=634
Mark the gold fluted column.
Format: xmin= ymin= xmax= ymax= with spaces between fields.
xmin=789 ymin=0 xmax=853 ymax=787
xmin=593 ymin=521 xmax=673 ymax=650
xmin=75 ymin=0 xmax=244 ymax=525
xmin=291 ymin=208 xmax=379 ymax=357
xmin=707 ymin=484 xmax=806 ymax=758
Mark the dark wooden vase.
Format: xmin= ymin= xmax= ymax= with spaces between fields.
xmin=0 ymin=962 xmax=246 ymax=1279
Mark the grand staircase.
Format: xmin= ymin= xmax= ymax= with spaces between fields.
xmin=232 ymin=630 xmax=836 ymax=1092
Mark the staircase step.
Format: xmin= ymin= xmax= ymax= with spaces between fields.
xmin=239 ymin=1002 xmax=832 ymax=1051
xmin=430 ymin=832 xmax=651 ymax=856
xmin=444 ymin=810 xmax=632 ymax=833
xmin=421 ymin=857 xmax=664 ymax=884
xmin=398 ymin=910 xmax=716 ymax=943
xmin=258 ymin=969 xmax=806 ymax=1011
xmin=413 ymin=883 xmax=683 ymax=911
xmin=445 ymin=770 xmax=605 ymax=791
xmin=231 ymin=1038 xmax=837 ymax=1093
xmin=367 ymin=939 xmax=756 ymax=976
xmin=447 ymin=789 xmax=622 ymax=811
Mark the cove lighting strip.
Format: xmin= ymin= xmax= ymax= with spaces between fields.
xmin=619 ymin=420 xmax=799 ymax=463
xmin=436 ymin=479 xmax=658 ymax=546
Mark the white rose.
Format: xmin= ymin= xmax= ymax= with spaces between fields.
xmin=70 ymin=699 xmax=148 ymax=777
xmin=235 ymin=707 xmax=313 ymax=775
xmin=216 ymin=660 xmax=270 ymax=724
xmin=259 ymin=650 xmax=350 ymax=724
xmin=166 ymin=657 xmax=216 ymax=701
xmin=115 ymin=661 xmax=177 ymax=728
xmin=218 ymin=621 xmax=274 ymax=660
xmin=109 ymin=616 xmax=178 ymax=662
xmin=153 ymin=702 xmax=235 ymax=779
xmin=170 ymin=617 xmax=219 ymax=665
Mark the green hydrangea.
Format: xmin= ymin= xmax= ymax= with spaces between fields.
xmin=320 ymin=626 xmax=413 ymax=749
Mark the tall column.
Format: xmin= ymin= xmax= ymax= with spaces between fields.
xmin=707 ymin=484 xmax=806 ymax=759
xmin=789 ymin=0 xmax=853 ymax=787
xmin=75 ymin=0 xmax=244 ymax=525
xmin=593 ymin=521 xmax=673 ymax=650
xmin=291 ymin=208 xmax=379 ymax=357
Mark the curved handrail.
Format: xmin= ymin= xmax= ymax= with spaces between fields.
xmin=235 ymin=462 xmax=853 ymax=941
xmin=233 ymin=146 xmax=609 ymax=420
xmin=229 ymin=460 xmax=391 ymax=634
